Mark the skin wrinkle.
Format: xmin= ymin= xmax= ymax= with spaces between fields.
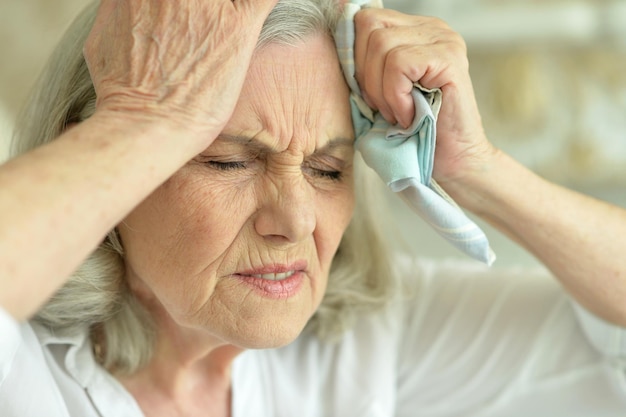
xmin=176 ymin=10 xmax=228 ymax=93
xmin=144 ymin=160 xmax=315 ymax=322
xmin=205 ymin=281 xmax=247 ymax=332
xmin=130 ymin=1 xmax=163 ymax=90
xmin=191 ymin=178 xmax=254 ymax=279
xmin=117 ymin=35 xmax=354 ymax=409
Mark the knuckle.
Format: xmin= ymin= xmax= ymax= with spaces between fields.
xmin=422 ymin=17 xmax=459 ymax=43
xmin=386 ymin=47 xmax=423 ymax=82
xmin=354 ymin=8 xmax=381 ymax=31
xmin=446 ymin=36 xmax=469 ymax=66
xmin=455 ymin=34 xmax=468 ymax=55
xmin=445 ymin=29 xmax=467 ymax=50
xmin=367 ymin=27 xmax=391 ymax=54
xmin=428 ymin=16 xmax=451 ymax=30
xmin=385 ymin=48 xmax=404 ymax=71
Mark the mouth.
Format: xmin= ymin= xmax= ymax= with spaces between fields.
xmin=236 ymin=260 xmax=308 ymax=279
xmin=233 ymin=261 xmax=308 ymax=299
xmin=247 ymin=271 xmax=299 ymax=281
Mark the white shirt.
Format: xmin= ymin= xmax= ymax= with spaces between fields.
xmin=2 ymin=257 xmax=626 ymax=417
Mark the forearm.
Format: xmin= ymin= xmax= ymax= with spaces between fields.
xmin=456 ymin=150 xmax=626 ymax=325
xmin=0 ymin=114 xmax=207 ymax=320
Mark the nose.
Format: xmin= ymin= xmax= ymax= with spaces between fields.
xmin=254 ymin=174 xmax=316 ymax=244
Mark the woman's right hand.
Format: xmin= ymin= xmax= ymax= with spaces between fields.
xmin=84 ymin=0 xmax=278 ymax=148
xmin=0 ymin=0 xmax=279 ymax=321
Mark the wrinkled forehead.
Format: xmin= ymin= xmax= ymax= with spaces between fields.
xmin=225 ymin=34 xmax=354 ymax=153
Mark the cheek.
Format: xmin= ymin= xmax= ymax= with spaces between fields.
xmin=120 ymin=173 xmax=257 ymax=304
xmin=315 ymin=185 xmax=355 ymax=269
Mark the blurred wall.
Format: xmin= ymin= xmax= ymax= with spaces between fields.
xmin=0 ymin=0 xmax=89 ymax=161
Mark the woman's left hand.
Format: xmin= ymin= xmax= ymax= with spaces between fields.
xmin=353 ymin=8 xmax=497 ymax=190
xmin=354 ymin=9 xmax=626 ymax=328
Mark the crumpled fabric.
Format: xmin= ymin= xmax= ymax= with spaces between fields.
xmin=335 ymin=0 xmax=495 ymax=265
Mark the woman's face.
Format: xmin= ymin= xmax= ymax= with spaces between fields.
xmin=118 ymin=34 xmax=355 ymax=349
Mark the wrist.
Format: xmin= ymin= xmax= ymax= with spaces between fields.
xmin=439 ymin=148 xmax=541 ymax=220
xmin=83 ymin=108 xmax=216 ymax=157
xmin=435 ymin=142 xmax=501 ymax=213
xmin=91 ymin=89 xmax=231 ymax=150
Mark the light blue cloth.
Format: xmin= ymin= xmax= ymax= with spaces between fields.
xmin=335 ymin=0 xmax=495 ymax=265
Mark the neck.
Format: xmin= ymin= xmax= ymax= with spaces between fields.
xmin=116 ymin=302 xmax=244 ymax=417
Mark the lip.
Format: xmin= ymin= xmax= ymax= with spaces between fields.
xmin=236 ymin=260 xmax=308 ymax=277
xmin=234 ymin=261 xmax=308 ymax=299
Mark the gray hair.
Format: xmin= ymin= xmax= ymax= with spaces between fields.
xmin=12 ymin=0 xmax=397 ymax=374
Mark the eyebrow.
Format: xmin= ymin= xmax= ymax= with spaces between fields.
xmin=217 ymin=134 xmax=353 ymax=154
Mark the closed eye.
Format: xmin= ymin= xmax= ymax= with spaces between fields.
xmin=302 ymin=162 xmax=343 ymax=181
xmin=311 ymin=168 xmax=342 ymax=181
xmin=206 ymin=161 xmax=247 ymax=171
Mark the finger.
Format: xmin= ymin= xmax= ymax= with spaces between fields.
xmin=382 ymin=46 xmax=417 ymax=129
xmin=354 ymin=9 xmax=384 ymax=108
xmin=355 ymin=10 xmax=422 ymax=125
xmin=363 ymin=28 xmax=399 ymax=124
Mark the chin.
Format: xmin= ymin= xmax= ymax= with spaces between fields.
xmin=226 ymin=317 xmax=311 ymax=350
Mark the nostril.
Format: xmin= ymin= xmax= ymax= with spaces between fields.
xmin=253 ymin=201 xmax=315 ymax=243
xmin=262 ymin=234 xmax=292 ymax=245
xmin=253 ymin=177 xmax=316 ymax=243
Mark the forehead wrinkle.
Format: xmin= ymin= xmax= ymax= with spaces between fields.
xmin=217 ymin=134 xmax=353 ymax=155
xmin=262 ymin=63 xmax=293 ymax=149
xmin=270 ymin=56 xmax=314 ymax=153
xmin=258 ymin=49 xmax=332 ymax=154
xmin=228 ymin=36 xmax=353 ymax=156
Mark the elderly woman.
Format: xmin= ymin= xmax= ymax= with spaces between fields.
xmin=2 ymin=0 xmax=626 ymax=416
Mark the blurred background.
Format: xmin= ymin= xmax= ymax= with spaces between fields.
xmin=1 ymin=0 xmax=625 ymax=266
